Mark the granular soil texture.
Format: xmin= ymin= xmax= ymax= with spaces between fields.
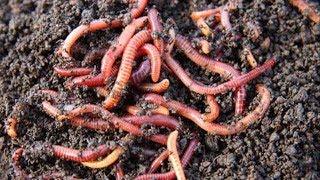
xmin=0 ymin=0 xmax=320 ymax=179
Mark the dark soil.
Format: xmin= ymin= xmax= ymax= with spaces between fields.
xmin=1 ymin=0 xmax=320 ymax=179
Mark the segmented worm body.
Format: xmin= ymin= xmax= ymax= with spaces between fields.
xmin=148 ymin=8 xmax=164 ymax=54
xmin=139 ymin=44 xmax=162 ymax=82
xmin=131 ymin=60 xmax=151 ymax=84
xmin=202 ymin=95 xmax=220 ymax=122
xmin=69 ymin=117 xmax=111 ymax=131
xmin=191 ymin=8 xmax=220 ymax=21
xmin=42 ymin=101 xmax=62 ymax=119
xmin=139 ymin=79 xmax=170 ymax=93
xmin=52 ymin=144 xmax=111 ymax=163
xmin=289 ymin=0 xmax=320 ymax=23
xmin=220 ymin=6 xmax=232 ymax=31
xmin=126 ymin=105 xmax=169 ymax=115
xmin=244 ymin=47 xmax=257 ymax=68
xmin=60 ymin=0 xmax=149 ymax=58
xmin=81 ymin=146 xmax=124 ymax=169
xmin=122 ymin=115 xmax=180 ymax=130
xmin=145 ymin=84 xmax=271 ymax=135
xmin=103 ymin=30 xmax=152 ymax=109
xmin=54 ymin=67 xmax=93 ymax=77
xmin=148 ymin=150 xmax=169 ymax=173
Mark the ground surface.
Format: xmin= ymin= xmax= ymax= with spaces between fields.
xmin=0 ymin=0 xmax=319 ymax=179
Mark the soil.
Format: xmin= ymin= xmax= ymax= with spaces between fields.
xmin=0 ymin=0 xmax=319 ymax=179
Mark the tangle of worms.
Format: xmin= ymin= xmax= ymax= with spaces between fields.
xmin=126 ymin=105 xmax=169 ymax=115
xmin=167 ymin=130 xmax=186 ymax=180
xmin=103 ymin=30 xmax=152 ymax=109
xmin=138 ymin=79 xmax=170 ymax=93
xmin=135 ymin=139 xmax=199 ymax=180
xmin=139 ymin=43 xmax=162 ymax=82
xmin=144 ymin=84 xmax=271 ymax=135
xmin=59 ymin=0 xmax=149 ymax=58
xmin=122 ymin=115 xmax=180 ymax=130
xmin=81 ymin=146 xmax=124 ymax=169
xmin=52 ymin=144 xmax=112 ymax=163
xmin=131 ymin=59 xmax=151 ymax=85
xmin=289 ymin=0 xmax=320 ymax=23
xmin=148 ymin=8 xmax=164 ymax=54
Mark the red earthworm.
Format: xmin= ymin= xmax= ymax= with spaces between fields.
xmin=244 ymin=47 xmax=258 ymax=68
xmin=103 ymin=30 xmax=152 ymax=109
xmin=196 ymin=38 xmax=211 ymax=54
xmin=116 ymin=163 xmax=125 ymax=180
xmin=82 ymin=47 xmax=107 ymax=66
xmin=144 ymin=84 xmax=271 ymax=135
xmin=42 ymin=101 xmax=62 ymax=119
xmin=148 ymin=150 xmax=169 ymax=173
xmin=12 ymin=148 xmax=28 ymax=178
xmin=6 ymin=118 xmax=18 ymax=138
xmin=175 ymin=34 xmax=247 ymax=114
xmin=220 ymin=6 xmax=232 ymax=31
xmin=81 ymin=146 xmax=124 ymax=169
xmin=139 ymin=79 xmax=170 ymax=93
xmin=126 ymin=105 xmax=169 ymax=115
xmin=70 ymin=16 xmax=148 ymax=87
xmin=289 ymin=0 xmax=320 ymax=23
xmin=58 ymin=104 xmax=167 ymax=145
xmin=148 ymin=8 xmax=164 ymax=54
xmin=202 ymin=95 xmax=220 ymax=122
xmin=190 ymin=8 xmax=220 ymax=21
xmin=135 ymin=139 xmax=198 ymax=180
xmin=54 ymin=67 xmax=93 ymax=77
xmin=38 ymin=89 xmax=60 ymax=97
xmin=69 ymin=117 xmax=111 ymax=131
xmin=60 ymin=0 xmax=148 ymax=58
xmin=122 ymin=115 xmax=180 ymax=130
xmin=131 ymin=59 xmax=151 ymax=85
xmin=52 ymin=144 xmax=112 ymax=163
xmin=139 ymin=44 xmax=162 ymax=82
xmin=167 ymin=130 xmax=186 ymax=180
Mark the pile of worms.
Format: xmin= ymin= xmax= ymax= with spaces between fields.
xmin=6 ymin=0 xmax=318 ymax=179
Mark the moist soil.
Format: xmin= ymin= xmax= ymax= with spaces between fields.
xmin=0 ymin=0 xmax=319 ymax=179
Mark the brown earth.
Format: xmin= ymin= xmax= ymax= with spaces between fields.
xmin=0 ymin=0 xmax=319 ymax=179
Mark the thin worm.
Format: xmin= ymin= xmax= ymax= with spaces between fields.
xmin=126 ymin=105 xmax=170 ymax=115
xmin=7 ymin=118 xmax=18 ymax=138
xmin=122 ymin=115 xmax=180 ymax=130
xmin=289 ymin=0 xmax=320 ymax=23
xmin=12 ymin=148 xmax=28 ymax=178
xmin=144 ymin=84 xmax=271 ymax=135
xmin=69 ymin=117 xmax=111 ymax=131
xmin=58 ymin=104 xmax=167 ymax=145
xmin=116 ymin=163 xmax=125 ymax=180
xmin=103 ymin=30 xmax=152 ymax=109
xmin=135 ymin=139 xmax=199 ymax=180
xmin=197 ymin=39 xmax=211 ymax=54
xmin=148 ymin=8 xmax=164 ymax=54
xmin=81 ymin=146 xmax=124 ymax=169
xmin=52 ymin=144 xmax=112 ymax=163
xmin=175 ymin=34 xmax=247 ymax=114
xmin=70 ymin=16 xmax=148 ymax=87
xmin=54 ymin=67 xmax=93 ymax=77
xmin=139 ymin=44 xmax=162 ymax=82
xmin=148 ymin=150 xmax=169 ymax=173
xmin=244 ymin=47 xmax=257 ymax=68
xmin=131 ymin=59 xmax=151 ymax=85
xmin=220 ymin=6 xmax=232 ymax=31
xmin=42 ymin=101 xmax=62 ymax=119
xmin=196 ymin=18 xmax=212 ymax=37
xmin=60 ymin=0 xmax=149 ymax=58
xmin=202 ymin=95 xmax=220 ymax=122
xmin=190 ymin=8 xmax=220 ymax=21
xmin=167 ymin=130 xmax=186 ymax=180
xmin=139 ymin=79 xmax=170 ymax=93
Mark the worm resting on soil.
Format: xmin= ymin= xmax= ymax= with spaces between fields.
xmin=122 ymin=115 xmax=180 ymax=130
xmin=138 ymin=79 xmax=170 ymax=93
xmin=126 ymin=105 xmax=169 ymax=115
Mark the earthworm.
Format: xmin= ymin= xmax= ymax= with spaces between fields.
xmin=116 ymin=163 xmax=125 ymax=180
xmin=38 ymin=89 xmax=60 ymax=97
xmin=196 ymin=38 xmax=211 ymax=54
xmin=131 ymin=59 xmax=151 ymax=85
xmin=135 ymin=139 xmax=198 ymax=180
xmin=122 ymin=115 xmax=180 ymax=130
xmin=12 ymin=148 xmax=28 ymax=178
xmin=175 ymin=34 xmax=247 ymax=114
xmin=144 ymin=84 xmax=271 ymax=135
xmin=289 ymin=0 xmax=320 ymax=23
xmin=220 ymin=6 xmax=232 ymax=31
xmin=54 ymin=67 xmax=93 ymax=77
xmin=58 ymin=104 xmax=167 ymax=145
xmin=244 ymin=47 xmax=257 ymax=68
xmin=139 ymin=44 xmax=162 ymax=82
xmin=148 ymin=150 xmax=169 ymax=173
xmin=167 ymin=130 xmax=186 ymax=180
xmin=69 ymin=117 xmax=111 ymax=131
xmin=139 ymin=79 xmax=170 ymax=93
xmin=103 ymin=30 xmax=152 ymax=109
xmin=126 ymin=105 xmax=170 ymax=115
xmin=196 ymin=18 xmax=212 ymax=37
xmin=52 ymin=144 xmax=112 ymax=163
xmin=148 ymin=8 xmax=164 ymax=54
xmin=70 ymin=16 xmax=148 ymax=87
xmin=81 ymin=146 xmax=124 ymax=169
xmin=202 ymin=95 xmax=220 ymax=122
xmin=42 ymin=101 xmax=62 ymax=119
xmin=6 ymin=118 xmax=18 ymax=138
xmin=60 ymin=0 xmax=148 ymax=58
xmin=190 ymin=8 xmax=220 ymax=21
xmin=82 ymin=47 xmax=107 ymax=66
